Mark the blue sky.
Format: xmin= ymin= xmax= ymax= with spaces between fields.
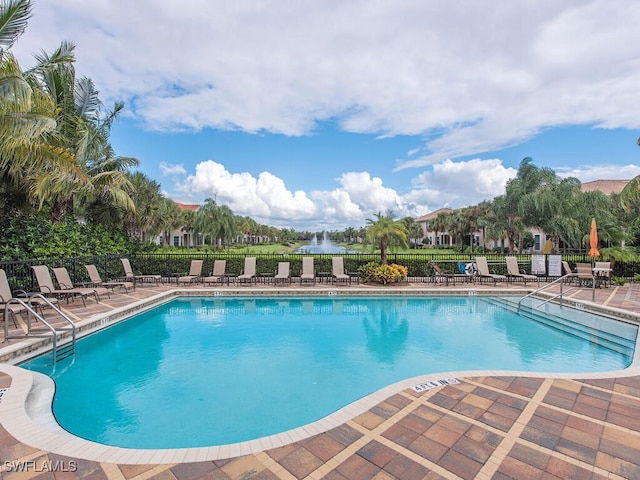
xmin=12 ymin=1 xmax=640 ymax=231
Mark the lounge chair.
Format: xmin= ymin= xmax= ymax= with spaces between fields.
xmin=332 ymin=256 xmax=351 ymax=285
xmin=274 ymin=262 xmax=291 ymax=285
xmin=0 ymin=268 xmax=28 ymax=328
xmin=561 ymin=261 xmax=576 ymax=283
xmin=120 ymin=258 xmax=161 ymax=286
xmin=429 ymin=262 xmax=468 ymax=285
xmin=85 ymin=264 xmax=134 ymax=293
xmin=53 ymin=266 xmax=108 ymax=302
xmin=32 ymin=265 xmax=96 ymax=307
xmin=203 ymin=260 xmax=227 ymax=285
xmin=177 ymin=260 xmax=204 ymax=286
xmin=299 ymin=257 xmax=316 ymax=285
xmin=575 ymin=263 xmax=594 ymax=287
xmin=237 ymin=257 xmax=257 ymax=285
xmin=505 ymin=256 xmax=539 ymax=285
xmin=474 ymin=257 xmax=507 ymax=285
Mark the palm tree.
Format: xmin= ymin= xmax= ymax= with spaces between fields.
xmin=25 ymin=41 xmax=135 ymax=220
xmin=155 ymin=198 xmax=181 ymax=246
xmin=365 ymin=211 xmax=409 ymax=265
xmin=0 ymin=0 xmax=80 ymax=220
xmin=122 ymin=172 xmax=162 ymax=241
xmin=429 ymin=211 xmax=449 ymax=247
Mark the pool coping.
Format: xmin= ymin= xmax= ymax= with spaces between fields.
xmin=1 ymin=287 xmax=640 ymax=465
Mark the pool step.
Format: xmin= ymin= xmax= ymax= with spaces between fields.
xmin=485 ymin=297 xmax=637 ymax=357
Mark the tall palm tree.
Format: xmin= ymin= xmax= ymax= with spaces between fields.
xmin=365 ymin=211 xmax=409 ymax=265
xmin=155 ymin=198 xmax=181 ymax=246
xmin=0 ymin=0 xmax=81 ymax=219
xmin=122 ymin=172 xmax=162 ymax=241
xmin=26 ymin=41 xmax=135 ymax=220
xmin=195 ymin=198 xmax=237 ymax=248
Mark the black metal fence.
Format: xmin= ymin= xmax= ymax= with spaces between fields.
xmin=1 ymin=252 xmax=637 ymax=292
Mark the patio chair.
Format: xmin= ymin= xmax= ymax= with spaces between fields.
xmin=575 ymin=263 xmax=594 ymax=287
xmin=299 ymin=257 xmax=316 ymax=285
xmin=237 ymin=257 xmax=257 ymax=285
xmin=0 ymin=268 xmax=29 ymax=328
xmin=32 ymin=265 xmax=96 ymax=307
xmin=53 ymin=266 xmax=108 ymax=302
xmin=177 ymin=260 xmax=204 ymax=286
xmin=429 ymin=262 xmax=467 ymax=286
xmin=474 ymin=257 xmax=507 ymax=285
xmin=203 ymin=260 xmax=227 ymax=285
xmin=274 ymin=262 xmax=291 ymax=286
xmin=85 ymin=264 xmax=134 ymax=293
xmin=332 ymin=256 xmax=351 ymax=285
xmin=561 ymin=261 xmax=577 ymax=284
xmin=120 ymin=258 xmax=161 ymax=286
xmin=594 ymin=261 xmax=612 ymax=288
xmin=505 ymin=256 xmax=539 ymax=285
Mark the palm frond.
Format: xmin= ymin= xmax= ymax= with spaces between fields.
xmin=0 ymin=0 xmax=31 ymax=50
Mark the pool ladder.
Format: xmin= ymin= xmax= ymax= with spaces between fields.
xmin=4 ymin=294 xmax=76 ymax=365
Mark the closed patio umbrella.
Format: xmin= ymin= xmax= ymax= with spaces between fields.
xmin=588 ymin=217 xmax=599 ymax=301
xmin=588 ymin=217 xmax=600 ymax=258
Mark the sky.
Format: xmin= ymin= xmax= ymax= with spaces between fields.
xmin=11 ymin=0 xmax=640 ymax=231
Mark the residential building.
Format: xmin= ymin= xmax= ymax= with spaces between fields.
xmin=414 ymin=179 xmax=630 ymax=252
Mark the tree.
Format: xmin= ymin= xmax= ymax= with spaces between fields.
xmin=155 ymin=198 xmax=181 ymax=246
xmin=122 ymin=172 xmax=162 ymax=241
xmin=427 ymin=211 xmax=449 ymax=247
xmin=195 ymin=198 xmax=238 ymax=248
xmin=0 ymin=0 xmax=77 ymax=221
xmin=365 ymin=211 xmax=409 ymax=265
xmin=26 ymin=41 xmax=135 ymax=220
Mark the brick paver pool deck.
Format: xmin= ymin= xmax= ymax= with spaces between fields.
xmin=0 ymin=280 xmax=639 ymax=479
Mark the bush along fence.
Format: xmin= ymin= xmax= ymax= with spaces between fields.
xmin=1 ymin=252 xmax=637 ymax=292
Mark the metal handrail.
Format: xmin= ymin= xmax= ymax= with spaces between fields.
xmin=4 ymin=294 xmax=76 ymax=365
xmin=517 ymin=273 xmax=576 ymax=311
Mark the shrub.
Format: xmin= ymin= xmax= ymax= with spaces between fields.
xmin=611 ymin=275 xmax=626 ymax=286
xmin=359 ymin=262 xmax=408 ymax=284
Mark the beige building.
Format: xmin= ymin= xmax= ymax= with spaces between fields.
xmin=414 ymin=179 xmax=630 ymax=252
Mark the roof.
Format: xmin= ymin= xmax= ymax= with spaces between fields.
xmin=581 ymin=180 xmax=629 ymax=195
xmin=175 ymin=202 xmax=199 ymax=211
xmin=414 ymin=208 xmax=453 ymax=222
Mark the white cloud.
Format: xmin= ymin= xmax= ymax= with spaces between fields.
xmin=159 ymin=162 xmax=187 ymax=176
xmin=13 ymin=0 xmax=640 ymax=162
xmin=411 ymin=159 xmax=517 ymax=208
xmin=181 ymin=160 xmax=316 ymax=222
xmin=171 ymin=158 xmax=516 ymax=230
xmin=557 ymin=164 xmax=640 ymax=183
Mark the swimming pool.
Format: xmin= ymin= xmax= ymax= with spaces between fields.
xmin=21 ymin=295 xmax=636 ymax=449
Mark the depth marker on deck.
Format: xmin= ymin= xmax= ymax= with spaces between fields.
xmin=412 ymin=378 xmax=459 ymax=392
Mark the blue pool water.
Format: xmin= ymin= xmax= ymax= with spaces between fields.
xmin=22 ymin=296 xmax=635 ymax=449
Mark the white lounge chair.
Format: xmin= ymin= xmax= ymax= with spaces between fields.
xmin=237 ymin=257 xmax=257 ymax=285
xmin=300 ymin=257 xmax=316 ymax=285
xmin=53 ymin=266 xmax=108 ymax=302
xmin=505 ymin=256 xmax=538 ymax=285
xmin=474 ymin=257 xmax=507 ymax=285
xmin=86 ymin=264 xmax=134 ymax=292
xmin=332 ymin=257 xmax=351 ymax=285
xmin=120 ymin=258 xmax=161 ymax=286
xmin=203 ymin=260 xmax=227 ymax=285
xmin=177 ymin=260 xmax=204 ymax=286
xmin=274 ymin=262 xmax=291 ymax=285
